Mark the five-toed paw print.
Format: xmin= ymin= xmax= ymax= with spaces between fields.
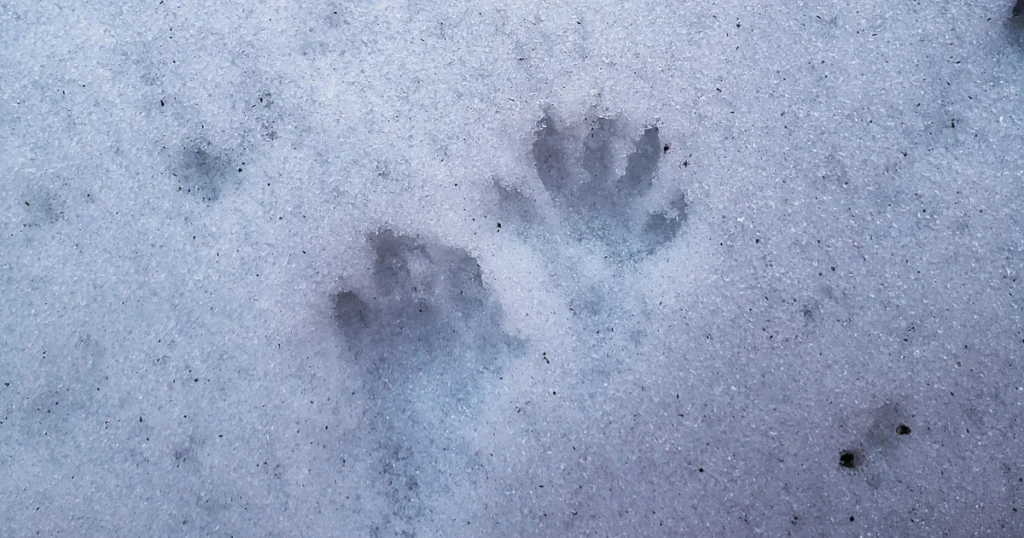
xmin=332 ymin=229 xmax=519 ymax=534
xmin=525 ymin=110 xmax=688 ymax=260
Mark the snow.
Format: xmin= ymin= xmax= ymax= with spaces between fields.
xmin=2 ymin=1 xmax=1023 ymax=536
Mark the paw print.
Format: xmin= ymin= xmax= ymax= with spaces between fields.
xmin=332 ymin=229 xmax=519 ymax=533
xmin=334 ymin=229 xmax=516 ymax=388
xmin=526 ymin=110 xmax=688 ymax=260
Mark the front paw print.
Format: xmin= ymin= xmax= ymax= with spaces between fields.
xmin=529 ymin=110 xmax=687 ymax=260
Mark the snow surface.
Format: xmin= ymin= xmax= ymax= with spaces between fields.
xmin=2 ymin=1 xmax=1023 ymax=536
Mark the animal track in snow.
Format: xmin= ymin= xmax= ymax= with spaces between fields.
xmin=334 ymin=230 xmax=515 ymax=388
xmin=332 ymin=229 xmax=519 ymax=535
xmin=525 ymin=110 xmax=688 ymax=260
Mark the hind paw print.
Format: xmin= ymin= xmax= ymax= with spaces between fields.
xmin=332 ymin=229 xmax=520 ymax=534
xmin=333 ymin=229 xmax=515 ymax=390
